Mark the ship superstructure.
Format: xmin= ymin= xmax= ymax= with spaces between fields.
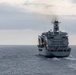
xmin=38 ymin=20 xmax=71 ymax=57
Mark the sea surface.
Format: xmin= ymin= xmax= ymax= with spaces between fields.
xmin=0 ymin=45 xmax=76 ymax=75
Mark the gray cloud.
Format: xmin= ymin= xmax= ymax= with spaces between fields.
xmin=59 ymin=15 xmax=76 ymax=34
xmin=0 ymin=3 xmax=50 ymax=30
xmin=69 ymin=0 xmax=76 ymax=3
xmin=0 ymin=3 xmax=76 ymax=35
xmin=24 ymin=1 xmax=54 ymax=8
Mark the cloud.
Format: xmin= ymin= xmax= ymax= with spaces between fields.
xmin=0 ymin=0 xmax=24 ymax=4
xmin=0 ymin=3 xmax=51 ymax=30
xmin=24 ymin=1 xmax=54 ymax=8
xmin=24 ymin=0 xmax=56 ymax=18
xmin=69 ymin=0 xmax=76 ymax=3
xmin=0 ymin=3 xmax=76 ymax=34
xmin=23 ymin=0 xmax=76 ymax=16
xmin=59 ymin=15 xmax=76 ymax=34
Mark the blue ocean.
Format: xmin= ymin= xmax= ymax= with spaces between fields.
xmin=0 ymin=45 xmax=76 ymax=75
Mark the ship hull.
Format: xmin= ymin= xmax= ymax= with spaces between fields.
xmin=38 ymin=48 xmax=71 ymax=57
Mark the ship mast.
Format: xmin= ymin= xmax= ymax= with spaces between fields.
xmin=52 ymin=20 xmax=60 ymax=34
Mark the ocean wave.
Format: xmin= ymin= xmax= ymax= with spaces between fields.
xmin=65 ymin=57 xmax=76 ymax=61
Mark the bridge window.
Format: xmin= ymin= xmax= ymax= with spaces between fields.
xmin=39 ymin=49 xmax=42 ymax=51
xmin=62 ymin=37 xmax=67 ymax=39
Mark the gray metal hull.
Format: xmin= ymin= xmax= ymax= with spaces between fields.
xmin=38 ymin=48 xmax=71 ymax=57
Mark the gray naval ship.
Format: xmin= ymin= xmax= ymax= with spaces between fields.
xmin=38 ymin=20 xmax=71 ymax=57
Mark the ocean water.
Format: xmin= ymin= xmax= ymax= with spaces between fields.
xmin=0 ymin=45 xmax=76 ymax=75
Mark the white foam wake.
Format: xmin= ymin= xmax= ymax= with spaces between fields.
xmin=52 ymin=57 xmax=60 ymax=61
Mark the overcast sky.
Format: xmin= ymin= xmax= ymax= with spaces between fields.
xmin=0 ymin=0 xmax=76 ymax=45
